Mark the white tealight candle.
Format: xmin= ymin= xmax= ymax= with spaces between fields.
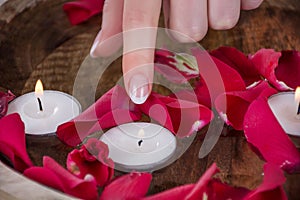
xmin=268 ymin=88 xmax=300 ymax=139
xmin=7 ymin=80 xmax=81 ymax=135
xmin=100 ymin=122 xmax=177 ymax=172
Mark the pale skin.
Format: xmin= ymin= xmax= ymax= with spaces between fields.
xmin=90 ymin=0 xmax=264 ymax=104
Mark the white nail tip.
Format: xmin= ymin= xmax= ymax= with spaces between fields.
xmin=90 ymin=40 xmax=99 ymax=58
xmin=129 ymin=74 xmax=150 ymax=104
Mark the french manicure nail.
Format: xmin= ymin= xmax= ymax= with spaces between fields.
xmin=129 ymin=74 xmax=150 ymax=104
xmin=90 ymin=31 xmax=102 ymax=58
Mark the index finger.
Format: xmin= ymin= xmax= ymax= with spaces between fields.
xmin=122 ymin=0 xmax=162 ymax=104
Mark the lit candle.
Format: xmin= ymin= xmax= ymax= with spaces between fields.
xmin=7 ymin=80 xmax=81 ymax=135
xmin=268 ymin=87 xmax=300 ymax=146
xmin=100 ymin=122 xmax=177 ymax=172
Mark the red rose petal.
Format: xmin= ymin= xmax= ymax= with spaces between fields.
xmin=275 ymin=50 xmax=300 ymax=89
xmin=25 ymin=156 xmax=99 ymax=200
xmin=244 ymin=87 xmax=300 ymax=173
xmin=45 ymin=156 xmax=99 ymax=199
xmin=138 ymin=93 xmax=174 ymax=133
xmin=250 ymin=49 xmax=292 ymax=91
xmin=56 ymin=121 xmax=95 ymax=147
xmin=0 ymin=90 xmax=15 ymax=118
xmin=210 ymin=46 xmax=261 ymax=86
xmin=24 ymin=166 xmax=65 ymax=192
xmin=210 ymin=180 xmax=250 ymax=200
xmin=63 ymin=0 xmax=104 ymax=25
xmin=0 ymin=114 xmax=33 ymax=172
xmin=154 ymin=49 xmax=199 ymax=83
xmin=67 ymin=138 xmax=114 ymax=187
xmin=143 ymin=162 xmax=287 ymax=200
xmin=158 ymin=95 xmax=213 ymax=137
xmin=245 ymin=164 xmax=287 ymax=200
xmin=215 ymin=81 xmax=270 ymax=130
xmin=100 ymin=172 xmax=152 ymax=200
xmin=143 ymin=163 xmax=219 ymax=200
xmin=193 ymin=48 xmax=246 ymax=108
xmin=56 ymin=86 xmax=141 ymax=147
xmin=143 ymin=184 xmax=196 ymax=200
xmin=185 ymin=163 xmax=219 ymax=199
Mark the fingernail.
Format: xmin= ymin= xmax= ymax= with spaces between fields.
xmin=128 ymin=74 xmax=150 ymax=104
xmin=90 ymin=31 xmax=102 ymax=58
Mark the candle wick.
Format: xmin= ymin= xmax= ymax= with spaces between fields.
xmin=297 ymin=103 xmax=300 ymax=115
xmin=37 ymin=97 xmax=43 ymax=111
xmin=138 ymin=139 xmax=143 ymax=147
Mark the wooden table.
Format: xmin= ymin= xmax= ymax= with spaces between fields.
xmin=0 ymin=0 xmax=299 ymax=199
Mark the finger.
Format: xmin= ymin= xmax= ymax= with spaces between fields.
xmin=163 ymin=0 xmax=170 ymax=28
xmin=168 ymin=0 xmax=207 ymax=42
xmin=123 ymin=0 xmax=162 ymax=104
xmin=241 ymin=0 xmax=263 ymax=10
xmin=208 ymin=0 xmax=240 ymax=30
xmin=90 ymin=0 xmax=124 ymax=57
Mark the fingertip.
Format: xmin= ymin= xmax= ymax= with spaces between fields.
xmin=209 ymin=16 xmax=239 ymax=30
xmin=169 ymin=26 xmax=207 ymax=43
xmin=90 ymin=0 xmax=123 ymax=58
xmin=123 ymin=52 xmax=154 ymax=104
xmin=208 ymin=0 xmax=240 ymax=30
xmin=90 ymin=30 xmax=123 ymax=58
xmin=241 ymin=0 xmax=263 ymax=10
xmin=90 ymin=31 xmax=102 ymax=58
xmin=168 ymin=0 xmax=208 ymax=42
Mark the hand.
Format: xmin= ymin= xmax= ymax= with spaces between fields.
xmin=90 ymin=0 xmax=263 ymax=104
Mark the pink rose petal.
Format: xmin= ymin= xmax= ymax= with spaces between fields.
xmin=215 ymin=81 xmax=270 ymax=130
xmin=250 ymin=49 xmax=292 ymax=91
xmin=0 ymin=114 xmax=33 ymax=172
xmin=210 ymin=46 xmax=261 ymax=86
xmin=100 ymin=172 xmax=152 ymax=200
xmin=67 ymin=138 xmax=114 ymax=187
xmin=275 ymin=50 xmax=300 ymax=89
xmin=25 ymin=156 xmax=99 ymax=200
xmin=63 ymin=0 xmax=104 ymax=25
xmin=244 ymin=87 xmax=300 ymax=173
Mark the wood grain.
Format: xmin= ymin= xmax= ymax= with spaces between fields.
xmin=0 ymin=0 xmax=299 ymax=199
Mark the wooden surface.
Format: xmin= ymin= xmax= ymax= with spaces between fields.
xmin=0 ymin=0 xmax=299 ymax=199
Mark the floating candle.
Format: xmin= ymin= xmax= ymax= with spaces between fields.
xmin=268 ymin=88 xmax=300 ymax=147
xmin=7 ymin=80 xmax=81 ymax=135
xmin=268 ymin=91 xmax=300 ymax=136
xmin=100 ymin=122 xmax=176 ymax=172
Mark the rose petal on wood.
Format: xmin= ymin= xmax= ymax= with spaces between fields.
xmin=210 ymin=46 xmax=261 ymax=86
xmin=250 ymin=49 xmax=292 ymax=91
xmin=275 ymin=50 xmax=300 ymax=89
xmin=215 ymin=81 xmax=269 ymax=130
xmin=63 ymin=0 xmax=104 ymax=25
xmin=100 ymin=172 xmax=152 ymax=200
xmin=0 ymin=114 xmax=33 ymax=172
xmin=244 ymin=88 xmax=300 ymax=173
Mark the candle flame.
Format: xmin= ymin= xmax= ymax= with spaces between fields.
xmin=138 ymin=129 xmax=145 ymax=138
xmin=35 ymin=79 xmax=44 ymax=96
xmin=295 ymin=87 xmax=300 ymax=102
